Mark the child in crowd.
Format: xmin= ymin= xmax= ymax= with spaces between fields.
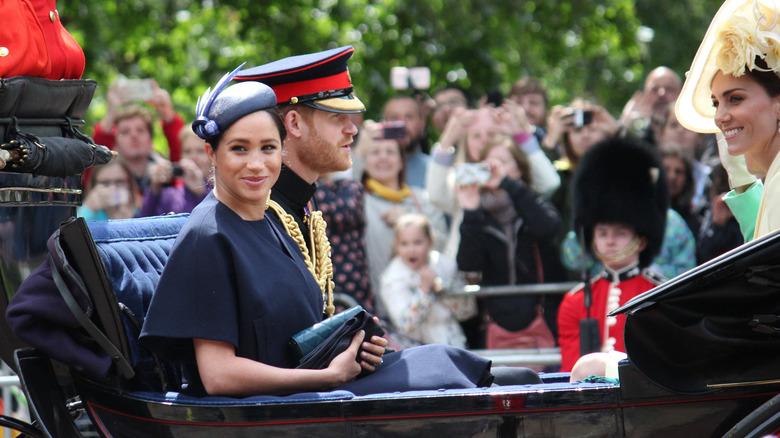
xmin=378 ymin=213 xmax=476 ymax=348
xmin=557 ymin=137 xmax=668 ymax=374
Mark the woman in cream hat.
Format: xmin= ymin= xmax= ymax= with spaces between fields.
xmin=676 ymin=0 xmax=780 ymax=240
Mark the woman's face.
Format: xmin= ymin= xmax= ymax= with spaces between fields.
xmin=485 ymin=146 xmax=522 ymax=181
xmin=662 ymin=155 xmax=687 ymax=199
xmin=711 ymin=71 xmax=780 ymax=175
xmin=568 ymin=123 xmax=608 ymax=158
xmin=364 ymin=139 xmax=403 ymax=188
xmin=466 ymin=109 xmax=499 ymax=162
xmin=207 ymin=111 xmax=282 ymax=219
xmin=660 ymin=112 xmax=704 ymax=157
xmin=395 ymin=224 xmax=431 ymax=271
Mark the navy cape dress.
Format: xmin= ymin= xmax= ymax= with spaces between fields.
xmin=140 ymin=192 xmax=491 ymax=396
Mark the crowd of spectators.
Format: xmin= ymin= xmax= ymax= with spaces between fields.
xmin=79 ymin=63 xmax=742 ymax=371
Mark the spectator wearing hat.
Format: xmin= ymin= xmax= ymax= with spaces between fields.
xmin=675 ymin=0 xmax=780 ymax=241
xmin=236 ymin=46 xmax=365 ymax=316
xmin=91 ymin=80 xmax=185 ymax=193
xmin=557 ymin=137 xmax=668 ymax=373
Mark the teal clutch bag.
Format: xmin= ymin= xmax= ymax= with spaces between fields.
xmin=289 ymin=306 xmax=365 ymax=360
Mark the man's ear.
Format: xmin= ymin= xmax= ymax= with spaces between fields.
xmin=284 ymin=110 xmax=305 ymax=139
xmin=638 ymin=236 xmax=647 ymax=253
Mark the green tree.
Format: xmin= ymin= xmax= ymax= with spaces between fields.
xmin=58 ymin=0 xmax=723 ymax=129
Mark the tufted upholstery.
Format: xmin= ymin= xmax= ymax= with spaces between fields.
xmin=86 ymin=214 xmax=189 ymax=389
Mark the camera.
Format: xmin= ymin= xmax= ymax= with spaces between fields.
xmin=570 ymin=109 xmax=594 ymax=127
xmin=455 ymin=163 xmax=491 ymax=186
xmin=376 ymin=121 xmax=406 ymax=140
xmin=390 ymin=67 xmax=431 ymax=90
xmin=171 ymin=163 xmax=184 ymax=178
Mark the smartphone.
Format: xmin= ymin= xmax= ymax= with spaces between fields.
xmin=571 ymin=109 xmax=594 ymax=127
xmin=116 ymin=78 xmax=154 ymax=102
xmin=455 ymin=163 xmax=491 ymax=186
xmin=485 ymin=89 xmax=504 ymax=107
xmin=390 ymin=66 xmax=431 ymax=90
xmin=377 ymin=121 xmax=406 ymax=139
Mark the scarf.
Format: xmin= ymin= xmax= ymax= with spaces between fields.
xmin=365 ymin=178 xmax=413 ymax=203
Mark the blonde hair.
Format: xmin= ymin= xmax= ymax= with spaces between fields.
xmin=392 ymin=213 xmax=434 ymax=257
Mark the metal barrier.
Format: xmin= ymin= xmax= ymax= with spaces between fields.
xmin=471 ymin=348 xmax=561 ymax=367
xmin=445 ymin=282 xmax=577 ymax=368
xmin=449 ymin=281 xmax=580 ymax=297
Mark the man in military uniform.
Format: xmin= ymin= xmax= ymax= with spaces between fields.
xmin=236 ymin=46 xmax=365 ymax=316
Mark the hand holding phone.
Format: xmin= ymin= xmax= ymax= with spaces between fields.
xmin=115 ymin=78 xmax=155 ymax=103
xmin=455 ymin=162 xmax=491 ymax=186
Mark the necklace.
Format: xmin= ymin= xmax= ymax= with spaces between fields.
xmin=266 ymin=199 xmax=335 ymax=317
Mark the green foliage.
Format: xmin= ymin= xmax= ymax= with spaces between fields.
xmin=58 ymin=0 xmax=724 ymax=128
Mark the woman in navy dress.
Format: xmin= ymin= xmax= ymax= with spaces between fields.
xmin=139 ymin=66 xmax=515 ymax=397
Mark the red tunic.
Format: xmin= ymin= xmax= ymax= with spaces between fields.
xmin=0 ymin=0 xmax=85 ymax=79
xmin=557 ymin=265 xmax=662 ymax=372
xmin=32 ymin=0 xmax=85 ymax=79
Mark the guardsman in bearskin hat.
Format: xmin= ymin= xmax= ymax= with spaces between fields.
xmin=557 ymin=136 xmax=668 ymax=374
xmin=235 ymin=47 xmax=365 ymax=317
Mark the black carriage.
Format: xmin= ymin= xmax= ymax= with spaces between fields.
xmin=0 ymin=76 xmax=779 ymax=437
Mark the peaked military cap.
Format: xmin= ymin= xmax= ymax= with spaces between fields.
xmin=235 ymin=46 xmax=365 ymax=114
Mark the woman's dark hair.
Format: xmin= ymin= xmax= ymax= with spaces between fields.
xmin=745 ymin=57 xmax=780 ymax=97
xmin=658 ymin=145 xmax=695 ymax=212
xmin=206 ymin=108 xmax=287 ymax=151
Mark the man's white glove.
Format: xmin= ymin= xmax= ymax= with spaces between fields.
xmin=717 ymin=132 xmax=757 ymax=189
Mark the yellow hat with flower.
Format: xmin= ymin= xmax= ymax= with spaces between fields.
xmin=676 ymin=0 xmax=780 ymax=133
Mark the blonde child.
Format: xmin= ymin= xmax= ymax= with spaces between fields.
xmin=378 ymin=213 xmax=476 ymax=348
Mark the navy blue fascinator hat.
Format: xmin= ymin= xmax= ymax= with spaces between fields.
xmin=192 ymin=64 xmax=278 ymax=141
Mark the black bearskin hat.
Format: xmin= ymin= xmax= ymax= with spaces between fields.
xmin=573 ymin=136 xmax=669 ymax=268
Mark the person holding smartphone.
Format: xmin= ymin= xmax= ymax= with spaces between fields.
xmin=90 ymin=78 xmax=186 ymax=193
xmin=139 ymin=127 xmax=211 ymax=217
xmin=456 ymin=136 xmax=564 ymax=356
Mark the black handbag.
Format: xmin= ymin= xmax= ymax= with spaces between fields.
xmin=290 ymin=306 xmax=385 ymax=370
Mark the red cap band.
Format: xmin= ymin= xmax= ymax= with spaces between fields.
xmin=270 ymin=71 xmax=352 ymax=104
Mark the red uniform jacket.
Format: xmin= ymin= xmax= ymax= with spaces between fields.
xmin=557 ymin=264 xmax=663 ymax=372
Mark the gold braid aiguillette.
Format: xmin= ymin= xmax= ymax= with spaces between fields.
xmin=267 ymin=200 xmax=335 ymax=317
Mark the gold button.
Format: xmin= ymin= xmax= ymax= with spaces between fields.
xmin=0 ymin=47 xmax=8 ymax=57
xmin=49 ymin=10 xmax=56 ymax=22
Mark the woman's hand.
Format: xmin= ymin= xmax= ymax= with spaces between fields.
xmin=148 ymin=160 xmax=174 ymax=195
xmin=145 ymin=81 xmax=176 ymax=123
xmin=456 ymin=183 xmax=481 ymax=210
xmin=545 ymin=105 xmax=574 ymax=151
xmin=438 ymin=107 xmax=473 ymax=149
xmin=178 ymin=158 xmax=207 ymax=195
xmin=588 ymin=104 xmax=619 ymax=137
xmin=360 ymin=325 xmax=388 ymax=372
xmin=381 ymin=206 xmax=406 ymax=227
xmin=328 ymin=329 xmax=388 ymax=381
xmin=498 ymin=100 xmax=533 ymax=136
xmin=483 ymin=157 xmax=507 ymax=190
xmin=326 ymin=331 xmax=365 ymax=384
